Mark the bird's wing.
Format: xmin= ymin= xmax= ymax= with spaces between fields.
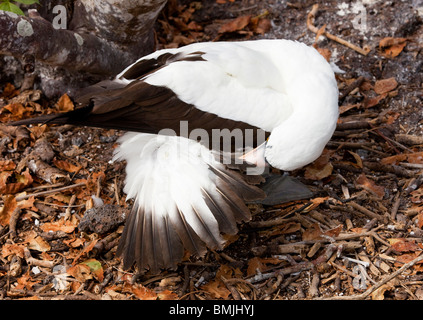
xmin=119 ymin=41 xmax=293 ymax=132
xmin=12 ymin=43 xmax=293 ymax=148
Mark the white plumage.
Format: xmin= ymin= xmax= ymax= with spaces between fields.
xmin=12 ymin=39 xmax=339 ymax=273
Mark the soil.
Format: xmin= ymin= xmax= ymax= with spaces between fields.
xmin=0 ymin=0 xmax=423 ymax=301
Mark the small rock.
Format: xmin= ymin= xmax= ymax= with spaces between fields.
xmin=78 ymin=204 xmax=128 ymax=234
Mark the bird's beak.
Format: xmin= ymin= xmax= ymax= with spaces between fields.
xmin=239 ymin=141 xmax=267 ymax=167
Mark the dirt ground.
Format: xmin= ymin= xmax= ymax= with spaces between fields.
xmin=0 ymin=0 xmax=423 ymax=301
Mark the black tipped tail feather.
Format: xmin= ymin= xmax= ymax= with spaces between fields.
xmin=9 ymin=105 xmax=94 ymax=127
xmin=115 ymin=161 xmax=266 ymax=274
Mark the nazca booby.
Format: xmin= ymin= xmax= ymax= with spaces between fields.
xmin=10 ymin=39 xmax=339 ymax=273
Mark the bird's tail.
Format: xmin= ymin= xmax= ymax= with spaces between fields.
xmin=113 ymin=132 xmax=265 ymax=273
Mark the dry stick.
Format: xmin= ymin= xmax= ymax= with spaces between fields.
xmin=339 ymin=76 xmax=365 ymax=103
xmin=8 ymin=207 xmax=21 ymax=237
xmin=221 ymin=276 xmax=242 ymax=300
xmin=23 ymin=247 xmax=57 ymax=268
xmin=64 ymin=194 xmax=77 ymax=220
xmin=15 ymin=182 xmax=86 ymax=201
xmin=349 ymin=201 xmax=388 ymax=223
xmin=223 ymin=278 xmax=258 ymax=300
xmin=390 ymin=192 xmax=401 ymax=221
xmin=307 ymin=4 xmax=370 ymax=56
xmin=309 ymin=273 xmax=321 ymax=297
xmin=316 ymin=253 xmax=423 ymax=300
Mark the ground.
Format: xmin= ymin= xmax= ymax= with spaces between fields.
xmin=0 ymin=0 xmax=422 ymax=300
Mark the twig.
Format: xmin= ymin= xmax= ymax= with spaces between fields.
xmin=349 ymin=201 xmax=388 ymax=223
xmin=114 ymin=176 xmax=120 ymax=205
xmin=315 ymin=253 xmax=423 ymax=300
xmin=23 ymin=247 xmax=58 ymax=268
xmin=395 ymin=134 xmax=423 ymax=146
xmin=64 ymin=194 xmax=77 ymax=220
xmin=223 ymin=278 xmax=258 ymax=299
xmin=307 ymin=4 xmax=370 ymax=56
xmin=339 ymin=76 xmax=365 ymax=103
xmin=309 ymin=273 xmax=320 ymax=297
xmin=390 ymin=192 xmax=401 ymax=220
xmin=221 ymin=276 xmax=242 ymax=300
xmin=8 ymin=207 xmax=21 ymax=238
xmin=15 ymin=182 xmax=86 ymax=201
xmin=404 ymin=173 xmax=423 ymax=195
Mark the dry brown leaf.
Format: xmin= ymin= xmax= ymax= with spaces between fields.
xmin=417 ymin=211 xmax=423 ymax=229
xmin=56 ymin=94 xmax=74 ymax=112
xmin=371 ymin=283 xmax=393 ymax=300
xmin=17 ymin=196 xmax=37 ymax=211
xmin=25 ymin=230 xmax=51 ymax=252
xmin=0 ymin=195 xmax=17 ymax=226
xmin=201 ymin=265 xmax=235 ymax=299
xmin=157 ymin=290 xmax=179 ymax=300
xmin=351 ymin=227 xmax=365 ymax=234
xmin=16 ymin=167 xmax=34 ymax=188
xmin=0 ymin=160 xmax=16 ymax=171
xmin=405 ymin=152 xmax=423 ymax=164
xmin=28 ymin=124 xmax=48 ymax=139
xmin=384 ymin=111 xmax=400 ymax=125
xmin=395 ymin=252 xmax=423 ymax=266
xmin=187 ymin=20 xmax=203 ymax=31
xmin=325 ymin=224 xmax=343 ymax=238
xmin=379 ymin=37 xmax=407 ymax=58
xmin=80 ymin=259 xmax=104 ymax=282
xmin=218 ymin=15 xmax=251 ymax=34
xmin=0 ymin=171 xmax=13 ymax=194
xmin=87 ymin=171 xmax=106 ymax=194
xmin=416 ymin=286 xmax=423 ymax=300
xmin=2 ymin=243 xmax=25 ymax=258
xmin=249 ymin=16 xmax=271 ymax=35
xmin=255 ymin=18 xmax=271 ymax=34
xmin=247 ymin=257 xmax=266 ymax=277
xmin=381 ymin=152 xmax=423 ymax=165
xmin=356 ymin=173 xmax=385 ymax=198
xmin=126 ymin=283 xmax=158 ymax=300
xmin=317 ymin=47 xmax=332 ymax=62
xmin=374 ymin=78 xmax=398 ymax=95
xmin=67 ymin=264 xmax=93 ymax=282
xmin=303 ymin=223 xmax=342 ymax=241
xmin=72 ymin=239 xmax=99 ymax=264
xmin=268 ymin=221 xmax=301 ymax=237
xmin=302 ymin=223 xmax=324 ymax=241
xmin=363 ymin=93 xmax=387 ymax=108
xmin=40 ymin=217 xmax=77 ymax=233
xmin=0 ymin=168 xmax=33 ymax=195
xmin=53 ymin=159 xmax=82 ymax=174
xmin=304 ymin=152 xmax=333 ymax=180
xmin=2 ymin=83 xmax=19 ymax=99
xmin=201 ymin=279 xmax=231 ymax=299
xmin=388 ymin=238 xmax=420 ymax=252
xmin=303 ymin=197 xmax=329 ymax=212
xmin=15 ymin=271 xmax=40 ymax=290
xmin=63 ymin=237 xmax=84 ymax=248
xmin=347 ymin=151 xmax=364 ymax=168
xmin=0 ymin=103 xmax=35 ymax=122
